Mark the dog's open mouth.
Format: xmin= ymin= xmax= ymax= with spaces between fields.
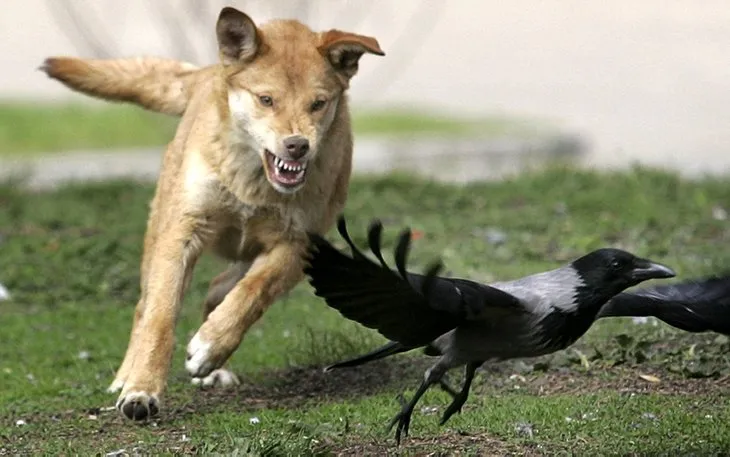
xmin=264 ymin=150 xmax=308 ymax=189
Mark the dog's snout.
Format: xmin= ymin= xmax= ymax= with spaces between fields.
xmin=283 ymin=136 xmax=310 ymax=160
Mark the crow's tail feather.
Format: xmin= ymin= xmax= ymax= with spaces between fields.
xmin=323 ymin=341 xmax=412 ymax=371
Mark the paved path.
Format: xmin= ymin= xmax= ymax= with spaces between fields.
xmin=0 ymin=135 xmax=583 ymax=189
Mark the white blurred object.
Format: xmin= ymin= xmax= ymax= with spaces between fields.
xmin=712 ymin=206 xmax=728 ymax=221
xmin=0 ymin=283 xmax=10 ymax=301
xmin=632 ymin=317 xmax=657 ymax=326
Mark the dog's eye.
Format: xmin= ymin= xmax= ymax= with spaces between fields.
xmin=258 ymin=95 xmax=274 ymax=107
xmin=311 ymin=99 xmax=327 ymax=112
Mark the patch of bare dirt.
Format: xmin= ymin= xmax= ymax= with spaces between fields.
xmin=169 ymin=357 xmax=429 ymax=418
xmin=472 ymin=365 xmax=730 ymax=397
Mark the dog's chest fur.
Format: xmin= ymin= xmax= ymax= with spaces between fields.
xmin=182 ymin=149 xmax=327 ymax=262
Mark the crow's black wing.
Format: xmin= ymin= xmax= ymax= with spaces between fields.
xmin=305 ymin=216 xmax=523 ymax=346
xmin=598 ymin=275 xmax=730 ymax=335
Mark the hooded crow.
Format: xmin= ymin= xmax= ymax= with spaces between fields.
xmin=304 ymin=216 xmax=677 ymax=444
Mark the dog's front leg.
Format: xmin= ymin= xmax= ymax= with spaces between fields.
xmin=185 ymin=240 xmax=306 ymax=378
xmin=116 ymin=223 xmax=203 ymax=421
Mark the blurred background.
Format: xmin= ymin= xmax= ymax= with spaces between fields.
xmin=1 ymin=0 xmax=730 ymax=184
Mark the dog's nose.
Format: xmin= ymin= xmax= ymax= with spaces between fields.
xmin=283 ymin=136 xmax=310 ymax=160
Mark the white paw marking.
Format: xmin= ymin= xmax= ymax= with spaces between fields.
xmin=107 ymin=378 xmax=125 ymax=393
xmin=185 ymin=332 xmax=215 ymax=377
xmin=191 ymin=368 xmax=240 ymax=388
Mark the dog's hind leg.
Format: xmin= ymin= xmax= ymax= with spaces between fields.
xmin=202 ymin=262 xmax=251 ymax=317
xmin=190 ymin=261 xmax=251 ymax=388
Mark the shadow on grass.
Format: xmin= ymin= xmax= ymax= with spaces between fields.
xmin=173 ymin=357 xmax=430 ymax=419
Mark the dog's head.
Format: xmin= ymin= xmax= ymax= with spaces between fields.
xmin=216 ymin=7 xmax=385 ymax=194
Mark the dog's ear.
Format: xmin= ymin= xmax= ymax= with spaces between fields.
xmin=216 ymin=7 xmax=261 ymax=65
xmin=319 ymin=30 xmax=385 ymax=82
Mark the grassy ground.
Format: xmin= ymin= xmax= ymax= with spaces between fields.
xmin=0 ymin=102 xmax=533 ymax=157
xmin=1 ymin=167 xmax=729 ymax=455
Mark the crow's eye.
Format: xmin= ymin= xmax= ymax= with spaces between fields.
xmin=610 ymin=259 xmax=623 ymax=270
xmin=258 ymin=95 xmax=274 ymax=107
xmin=311 ymin=99 xmax=327 ymax=112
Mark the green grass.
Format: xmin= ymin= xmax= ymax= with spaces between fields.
xmin=0 ymin=102 xmax=539 ymax=157
xmin=1 ymin=167 xmax=730 ymax=455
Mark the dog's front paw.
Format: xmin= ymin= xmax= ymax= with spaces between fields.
xmin=185 ymin=330 xmax=239 ymax=378
xmin=185 ymin=332 xmax=217 ymax=377
xmin=191 ymin=368 xmax=241 ymax=388
xmin=116 ymin=391 xmax=159 ymax=421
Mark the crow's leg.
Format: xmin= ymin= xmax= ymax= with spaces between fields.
xmin=439 ymin=361 xmax=482 ymax=425
xmin=388 ymin=363 xmax=447 ymax=445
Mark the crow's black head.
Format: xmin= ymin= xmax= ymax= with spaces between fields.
xmin=571 ymin=248 xmax=676 ymax=308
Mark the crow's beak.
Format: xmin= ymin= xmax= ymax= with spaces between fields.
xmin=631 ymin=259 xmax=676 ymax=281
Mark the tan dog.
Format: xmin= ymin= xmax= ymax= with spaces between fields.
xmin=41 ymin=6 xmax=384 ymax=421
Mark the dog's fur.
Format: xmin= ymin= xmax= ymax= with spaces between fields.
xmin=41 ymin=7 xmax=383 ymax=421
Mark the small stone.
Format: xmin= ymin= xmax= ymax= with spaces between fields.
xmin=473 ymin=227 xmax=508 ymax=245
xmin=420 ymin=406 xmax=439 ymax=415
xmin=712 ymin=206 xmax=728 ymax=221
xmin=639 ymin=374 xmax=661 ymax=383
xmin=0 ymin=283 xmax=10 ymax=301
xmin=249 ymin=416 xmax=260 ymax=425
xmin=514 ymin=421 xmax=534 ymax=438
xmin=484 ymin=228 xmax=507 ymax=245
xmin=77 ymin=351 xmax=91 ymax=361
xmin=642 ymin=412 xmax=658 ymax=421
xmin=15 ymin=419 xmax=26 ymax=426
xmin=105 ymin=450 xmax=126 ymax=457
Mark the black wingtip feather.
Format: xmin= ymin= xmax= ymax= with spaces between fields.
xmin=421 ymin=261 xmax=445 ymax=295
xmin=367 ymin=220 xmax=388 ymax=268
xmin=394 ymin=228 xmax=412 ymax=279
xmin=336 ymin=215 xmax=368 ymax=260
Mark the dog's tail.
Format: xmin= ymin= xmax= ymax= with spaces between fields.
xmin=40 ymin=56 xmax=213 ymax=117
